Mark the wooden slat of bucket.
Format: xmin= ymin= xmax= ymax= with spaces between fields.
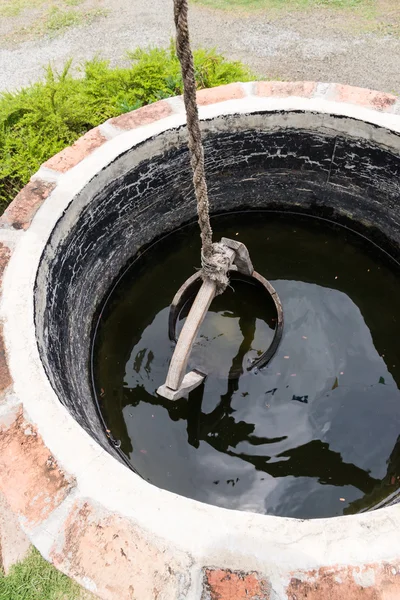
xmin=157 ymin=370 xmax=206 ymax=401
xmin=158 ymin=244 xmax=236 ymax=400
xmin=165 ymin=278 xmax=216 ymax=391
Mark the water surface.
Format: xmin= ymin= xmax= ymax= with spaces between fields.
xmin=92 ymin=212 xmax=400 ymax=518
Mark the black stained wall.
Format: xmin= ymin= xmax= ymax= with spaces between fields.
xmin=34 ymin=112 xmax=400 ymax=460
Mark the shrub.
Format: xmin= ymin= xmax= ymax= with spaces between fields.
xmin=0 ymin=44 xmax=254 ymax=209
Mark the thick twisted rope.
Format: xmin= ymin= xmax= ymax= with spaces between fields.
xmin=173 ymin=0 xmax=230 ymax=294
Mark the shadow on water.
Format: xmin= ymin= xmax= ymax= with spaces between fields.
xmin=118 ymin=357 xmax=400 ymax=515
xmin=113 ymin=341 xmax=400 ymax=515
xmin=92 ymin=212 xmax=400 ymax=518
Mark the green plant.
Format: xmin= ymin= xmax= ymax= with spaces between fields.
xmin=0 ymin=45 xmax=254 ymax=210
xmin=0 ymin=548 xmax=83 ymax=600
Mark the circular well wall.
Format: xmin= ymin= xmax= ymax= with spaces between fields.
xmin=35 ymin=110 xmax=400 ymax=467
xmin=3 ymin=84 xmax=400 ymax=599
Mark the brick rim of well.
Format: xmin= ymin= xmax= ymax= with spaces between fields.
xmin=1 ymin=82 xmax=400 ymax=599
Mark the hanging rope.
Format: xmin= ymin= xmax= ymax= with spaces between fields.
xmin=173 ymin=0 xmax=231 ymax=295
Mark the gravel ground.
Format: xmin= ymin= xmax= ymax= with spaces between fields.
xmin=0 ymin=0 xmax=400 ymax=93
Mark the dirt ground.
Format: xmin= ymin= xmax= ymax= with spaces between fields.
xmin=0 ymin=0 xmax=400 ymax=95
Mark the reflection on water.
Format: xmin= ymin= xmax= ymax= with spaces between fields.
xmin=92 ymin=213 xmax=400 ymax=518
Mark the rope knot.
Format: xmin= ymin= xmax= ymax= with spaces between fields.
xmin=201 ymin=242 xmax=231 ymax=295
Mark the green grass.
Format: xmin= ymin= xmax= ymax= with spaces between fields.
xmin=0 ymin=45 xmax=254 ymax=210
xmin=0 ymin=0 xmax=45 ymax=17
xmin=191 ymin=0 xmax=371 ymax=10
xmin=45 ymin=6 xmax=83 ymax=30
xmin=44 ymin=6 xmax=107 ymax=32
xmin=190 ymin=0 xmax=400 ymax=38
xmin=0 ymin=2 xmax=108 ymax=43
xmin=0 ymin=548 xmax=82 ymax=600
xmin=0 ymin=0 xmax=89 ymax=18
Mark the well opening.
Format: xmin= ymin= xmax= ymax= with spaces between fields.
xmin=34 ymin=110 xmax=400 ymax=519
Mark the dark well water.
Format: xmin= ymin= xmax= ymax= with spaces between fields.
xmin=92 ymin=212 xmax=400 ymax=519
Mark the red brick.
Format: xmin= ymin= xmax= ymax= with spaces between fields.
xmin=287 ymin=564 xmax=400 ymax=600
xmin=43 ymin=127 xmax=106 ymax=173
xmin=0 ymin=408 xmax=74 ymax=528
xmin=110 ymin=100 xmax=173 ymax=130
xmin=0 ymin=243 xmax=11 ymax=287
xmin=0 ymin=323 xmax=11 ymax=399
xmin=256 ymin=81 xmax=316 ymax=98
xmin=0 ymin=256 xmax=13 ymax=400
xmin=51 ymin=500 xmax=187 ymax=600
xmin=203 ymin=569 xmax=270 ymax=600
xmin=0 ymin=180 xmax=55 ymax=230
xmin=0 ymin=491 xmax=31 ymax=574
xmin=333 ymin=84 xmax=397 ymax=111
xmin=196 ymin=83 xmax=245 ymax=106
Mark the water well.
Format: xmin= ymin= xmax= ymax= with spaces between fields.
xmin=1 ymin=82 xmax=400 ymax=599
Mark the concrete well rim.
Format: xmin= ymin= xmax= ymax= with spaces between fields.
xmin=1 ymin=82 xmax=400 ymax=599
